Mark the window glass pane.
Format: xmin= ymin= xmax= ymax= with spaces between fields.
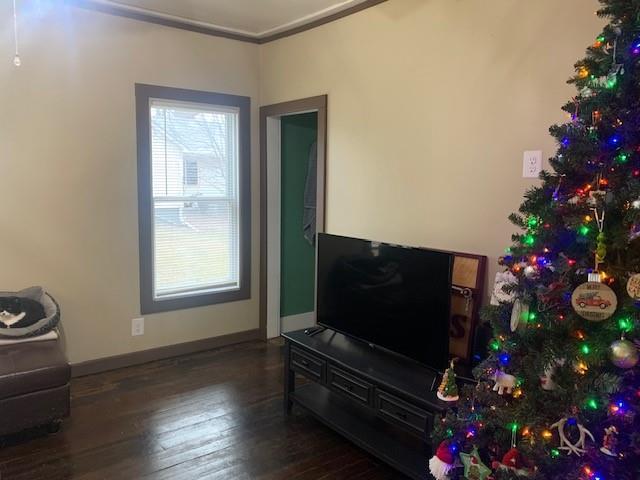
xmin=149 ymin=99 xmax=240 ymax=299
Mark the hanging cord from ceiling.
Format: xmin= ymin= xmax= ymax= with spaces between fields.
xmin=12 ymin=0 xmax=21 ymax=67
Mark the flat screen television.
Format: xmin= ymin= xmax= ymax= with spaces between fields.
xmin=316 ymin=233 xmax=453 ymax=370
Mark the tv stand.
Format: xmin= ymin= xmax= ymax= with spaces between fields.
xmin=282 ymin=328 xmax=449 ymax=480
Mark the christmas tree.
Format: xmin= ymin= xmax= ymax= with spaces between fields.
xmin=431 ymin=2 xmax=640 ymax=479
xmin=438 ymin=360 xmax=460 ymax=402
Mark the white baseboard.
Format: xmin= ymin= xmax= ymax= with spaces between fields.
xmin=281 ymin=311 xmax=316 ymax=333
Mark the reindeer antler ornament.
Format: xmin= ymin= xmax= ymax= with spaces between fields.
xmin=550 ymin=418 xmax=595 ymax=456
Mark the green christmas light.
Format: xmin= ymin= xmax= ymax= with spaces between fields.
xmin=581 ymin=343 xmax=591 ymax=355
xmin=528 ymin=312 xmax=537 ymax=322
xmin=586 ymin=398 xmax=598 ymax=410
xmin=527 ymin=216 xmax=539 ymax=228
xmin=523 ymin=234 xmax=535 ymax=246
xmin=619 ymin=317 xmax=633 ymax=333
xmin=551 ymin=448 xmax=560 ymax=458
xmin=616 ymin=152 xmax=629 ymax=163
xmin=446 ymin=428 xmax=454 ymax=437
xmin=597 ymin=35 xmax=605 ymax=43
xmin=509 ymin=422 xmax=519 ymax=433
xmin=489 ymin=339 xmax=501 ymax=351
xmin=579 ymin=225 xmax=590 ymax=236
xmin=606 ymin=77 xmax=617 ymax=89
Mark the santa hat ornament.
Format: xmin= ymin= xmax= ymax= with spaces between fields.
xmin=428 ymin=441 xmax=456 ymax=480
xmin=491 ymin=448 xmax=532 ymax=477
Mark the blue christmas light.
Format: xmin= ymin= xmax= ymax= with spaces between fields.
xmin=499 ymin=353 xmax=511 ymax=366
xmin=536 ymin=256 xmax=549 ymax=266
xmin=608 ymin=134 xmax=622 ymax=147
xmin=561 ymin=137 xmax=570 ymax=147
xmin=567 ymin=417 xmax=577 ymax=426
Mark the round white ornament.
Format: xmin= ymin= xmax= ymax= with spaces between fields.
xmin=627 ymin=274 xmax=640 ymax=300
xmin=511 ymin=299 xmax=529 ymax=332
xmin=571 ymin=281 xmax=617 ymax=322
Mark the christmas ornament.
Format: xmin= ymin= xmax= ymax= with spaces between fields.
xmin=460 ymin=446 xmax=491 ymax=480
xmin=490 ymin=271 xmax=517 ymax=305
xmin=429 ymin=441 xmax=456 ymax=480
xmin=491 ymin=448 xmax=532 ymax=477
xmin=540 ymin=358 xmax=566 ymax=391
xmin=595 ymin=232 xmax=607 ymax=266
xmin=510 ymin=299 xmax=529 ymax=332
xmin=537 ymin=282 xmax=567 ymax=311
xmin=492 ymin=370 xmax=516 ymax=395
xmin=609 ymin=338 xmax=639 ymax=369
xmin=550 ymin=417 xmax=594 ymax=456
xmin=627 ymin=273 xmax=640 ymax=300
xmin=588 ymin=189 xmax=607 ymax=207
xmin=437 ymin=359 xmax=459 ymax=402
xmin=571 ymin=281 xmax=617 ymax=321
xmin=600 ymin=426 xmax=619 ymax=457
xmin=590 ymin=207 xmax=607 ymax=268
xmin=580 ymin=86 xmax=595 ymax=98
xmin=523 ymin=265 xmax=538 ymax=279
xmin=592 ymin=46 xmax=625 ymax=88
xmin=552 ymin=175 xmax=565 ymax=201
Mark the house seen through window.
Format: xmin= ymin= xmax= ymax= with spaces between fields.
xmin=150 ymin=99 xmax=240 ymax=300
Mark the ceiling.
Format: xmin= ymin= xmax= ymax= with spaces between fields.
xmin=97 ymin=0 xmax=372 ymax=38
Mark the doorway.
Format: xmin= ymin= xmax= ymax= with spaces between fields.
xmin=259 ymin=96 xmax=327 ymax=339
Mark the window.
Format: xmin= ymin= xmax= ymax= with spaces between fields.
xmin=136 ymin=84 xmax=251 ymax=314
xmin=183 ymin=158 xmax=199 ymax=186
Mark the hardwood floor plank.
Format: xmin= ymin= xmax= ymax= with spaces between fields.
xmin=0 ymin=340 xmax=405 ymax=479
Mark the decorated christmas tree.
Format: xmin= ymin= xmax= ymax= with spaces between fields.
xmin=431 ymin=2 xmax=640 ymax=479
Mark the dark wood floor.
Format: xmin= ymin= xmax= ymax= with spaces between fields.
xmin=0 ymin=340 xmax=405 ymax=480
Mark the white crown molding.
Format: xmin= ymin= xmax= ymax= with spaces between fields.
xmin=81 ymin=0 xmax=370 ymax=40
xmin=85 ymin=0 xmax=258 ymax=37
xmin=255 ymin=0 xmax=367 ymax=37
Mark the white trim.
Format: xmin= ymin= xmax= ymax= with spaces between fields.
xmin=257 ymin=0 xmax=367 ymax=37
xmin=281 ymin=312 xmax=316 ymax=333
xmin=84 ymin=0 xmax=369 ymax=39
xmin=264 ymin=109 xmax=321 ymax=339
xmin=265 ymin=117 xmax=282 ymax=339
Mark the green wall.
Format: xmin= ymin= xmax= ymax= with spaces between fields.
xmin=280 ymin=112 xmax=317 ymax=317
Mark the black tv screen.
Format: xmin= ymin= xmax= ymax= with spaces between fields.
xmin=316 ymin=233 xmax=453 ymax=370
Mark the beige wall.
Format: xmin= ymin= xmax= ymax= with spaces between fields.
xmin=0 ymin=0 xmax=604 ymax=364
xmin=259 ymin=0 xmax=604 ymax=297
xmin=0 ymin=4 xmax=260 ymax=364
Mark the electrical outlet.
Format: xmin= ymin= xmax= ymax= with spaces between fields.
xmin=132 ymin=317 xmax=144 ymax=336
xmin=523 ymin=150 xmax=543 ymax=178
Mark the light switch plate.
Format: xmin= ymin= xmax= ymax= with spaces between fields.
xmin=132 ymin=317 xmax=144 ymax=336
xmin=523 ymin=150 xmax=542 ymax=178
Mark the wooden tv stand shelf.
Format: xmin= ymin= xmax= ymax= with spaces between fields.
xmin=282 ymin=328 xmax=450 ymax=480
